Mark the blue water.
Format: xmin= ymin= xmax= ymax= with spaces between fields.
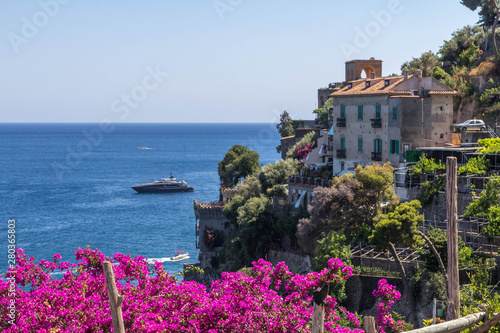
xmin=0 ymin=123 xmax=280 ymax=276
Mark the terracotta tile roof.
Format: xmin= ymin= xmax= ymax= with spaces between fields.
xmin=388 ymin=90 xmax=411 ymax=96
xmin=330 ymin=76 xmax=405 ymax=97
xmin=428 ymin=90 xmax=459 ymax=95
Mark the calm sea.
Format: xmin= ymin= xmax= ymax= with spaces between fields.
xmin=0 ymin=123 xmax=280 ymax=276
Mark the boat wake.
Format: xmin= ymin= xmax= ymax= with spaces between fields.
xmin=147 ymin=256 xmax=190 ymax=263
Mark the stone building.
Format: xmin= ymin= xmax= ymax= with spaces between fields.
xmin=329 ymin=60 xmax=457 ymax=175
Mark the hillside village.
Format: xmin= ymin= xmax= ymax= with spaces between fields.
xmin=188 ymin=17 xmax=500 ymax=329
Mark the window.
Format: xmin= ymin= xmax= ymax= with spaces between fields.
xmin=340 ymin=136 xmax=345 ymax=150
xmin=365 ymin=81 xmax=370 ymax=88
xmin=384 ymin=80 xmax=390 ymax=87
xmin=348 ymin=83 xmax=352 ymax=89
xmin=392 ymin=106 xmax=397 ymax=120
xmin=340 ymin=162 xmax=345 ymax=171
xmin=375 ymin=104 xmax=381 ymax=119
xmin=358 ymin=105 xmax=363 ymax=120
xmin=440 ymin=106 xmax=444 ymax=111
xmin=358 ymin=137 xmax=363 ymax=153
xmin=340 ymin=105 xmax=345 ymax=119
xmin=373 ymin=138 xmax=382 ymax=153
xmin=390 ymin=140 xmax=400 ymax=155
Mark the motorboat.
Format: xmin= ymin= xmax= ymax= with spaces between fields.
xmin=132 ymin=173 xmax=194 ymax=193
xmin=170 ymin=250 xmax=189 ymax=261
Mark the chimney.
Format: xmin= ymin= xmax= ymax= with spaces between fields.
xmin=403 ymin=70 xmax=408 ymax=80
xmin=370 ymin=73 xmax=375 ymax=79
xmin=415 ymin=69 xmax=423 ymax=78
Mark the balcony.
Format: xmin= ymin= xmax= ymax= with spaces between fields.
xmin=371 ymin=152 xmax=382 ymax=161
xmin=336 ymin=118 xmax=346 ymax=127
xmin=337 ymin=149 xmax=346 ymax=158
xmin=371 ymin=118 xmax=382 ymax=128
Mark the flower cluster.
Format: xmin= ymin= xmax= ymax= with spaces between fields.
xmin=1 ymin=249 xmax=365 ymax=332
xmin=372 ymin=279 xmax=405 ymax=333
xmin=294 ymin=144 xmax=312 ymax=160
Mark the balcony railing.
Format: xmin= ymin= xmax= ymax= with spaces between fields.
xmin=371 ymin=118 xmax=382 ymax=128
xmin=336 ymin=118 xmax=346 ymax=127
xmin=337 ymin=149 xmax=346 ymax=158
xmin=371 ymin=152 xmax=382 ymax=161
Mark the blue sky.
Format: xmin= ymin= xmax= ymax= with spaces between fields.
xmin=0 ymin=1 xmax=480 ymax=123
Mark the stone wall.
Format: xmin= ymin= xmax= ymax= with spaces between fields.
xmin=267 ymin=250 xmax=311 ymax=274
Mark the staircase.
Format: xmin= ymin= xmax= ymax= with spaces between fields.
xmin=487 ymin=126 xmax=499 ymax=138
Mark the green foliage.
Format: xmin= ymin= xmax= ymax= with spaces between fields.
xmin=465 ymin=175 xmax=500 ymax=217
xmin=276 ymin=110 xmax=295 ymax=138
xmin=313 ymin=231 xmax=352 ymax=270
xmin=352 ymin=266 xmax=400 ymax=278
xmin=297 ymin=163 xmax=398 ymax=250
xmin=461 ymin=0 xmax=499 ymax=27
xmin=218 ymin=145 xmax=260 ymax=188
xmin=274 ymin=205 xmax=308 ymax=240
xmin=313 ymin=230 xmax=352 ymax=302
xmin=401 ymin=51 xmax=439 ymax=77
xmin=411 ymin=155 xmax=446 ymax=176
xmin=477 ymin=138 xmax=500 ymax=153
xmin=461 ymin=269 xmax=500 ymax=333
xmin=459 ymin=43 xmax=480 ymax=67
xmin=426 ymin=272 xmax=448 ymax=300
xmin=235 ymin=174 xmax=262 ymax=199
xmin=433 ymin=66 xmax=453 ymax=86
xmin=203 ymin=227 xmax=225 ymax=251
xmin=418 ymin=226 xmax=474 ymax=272
xmin=370 ymin=200 xmax=424 ymax=251
xmin=259 ymin=159 xmax=299 ymax=194
xmin=235 ymin=195 xmax=276 ymax=265
xmin=483 ymin=205 xmax=500 ymax=236
xmin=286 ymin=131 xmax=317 ymax=160
xmin=459 ymin=155 xmax=491 ymax=175
xmin=439 ymin=25 xmax=486 ymax=65
xmin=418 ymin=179 xmax=444 ymax=207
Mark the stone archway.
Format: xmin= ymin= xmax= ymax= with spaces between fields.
xmin=360 ymin=65 xmax=375 ymax=79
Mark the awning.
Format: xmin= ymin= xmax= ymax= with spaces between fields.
xmin=295 ymin=191 xmax=307 ymax=209
xmin=328 ymin=126 xmax=334 ymax=136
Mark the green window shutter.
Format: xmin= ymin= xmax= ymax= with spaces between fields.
xmin=392 ymin=106 xmax=397 ymax=120
xmin=341 ymin=105 xmax=345 ymax=119
xmin=396 ymin=140 xmax=400 ymax=155
xmin=358 ymin=105 xmax=363 ymax=120
xmin=358 ymin=137 xmax=363 ymax=152
xmin=376 ymin=104 xmax=381 ymax=119
xmin=373 ymin=139 xmax=376 ymax=152
xmin=340 ymin=136 xmax=345 ymax=150
xmin=390 ymin=140 xmax=394 ymax=154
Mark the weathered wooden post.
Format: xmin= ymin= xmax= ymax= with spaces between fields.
xmin=432 ymin=298 xmax=437 ymax=325
xmin=103 ymin=261 xmax=125 ymax=333
xmin=363 ymin=316 xmax=376 ymax=333
xmin=312 ymin=284 xmax=328 ymax=333
xmin=446 ymin=157 xmax=460 ymax=321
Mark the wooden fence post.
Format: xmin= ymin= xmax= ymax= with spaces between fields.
xmin=312 ymin=284 xmax=328 ymax=333
xmin=446 ymin=157 xmax=460 ymax=321
xmin=363 ymin=316 xmax=376 ymax=333
xmin=103 ymin=261 xmax=125 ymax=333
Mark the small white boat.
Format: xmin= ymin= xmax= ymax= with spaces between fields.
xmin=170 ymin=250 xmax=189 ymax=261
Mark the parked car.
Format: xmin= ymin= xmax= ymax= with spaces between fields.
xmin=455 ymin=119 xmax=486 ymax=132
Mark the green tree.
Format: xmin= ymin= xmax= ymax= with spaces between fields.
xmin=461 ymin=0 xmax=499 ymax=53
xmin=369 ymin=200 xmax=424 ymax=327
xmin=259 ymin=159 xmax=299 ymax=195
xmin=459 ymin=155 xmax=491 ymax=175
xmin=401 ymin=51 xmax=440 ymax=77
xmin=465 ymin=175 xmax=500 ymax=217
xmin=276 ymin=110 xmax=295 ymax=138
xmin=313 ymin=230 xmax=352 ymax=302
xmin=439 ymin=25 xmax=486 ymax=64
xmin=218 ymin=145 xmax=260 ymax=188
xmin=297 ymin=163 xmax=397 ymax=251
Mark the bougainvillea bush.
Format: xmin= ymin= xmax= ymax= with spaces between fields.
xmin=0 ymin=248 xmax=404 ymax=332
